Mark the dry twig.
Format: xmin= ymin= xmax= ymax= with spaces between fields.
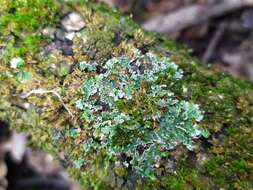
xmin=20 ymin=89 xmax=74 ymax=118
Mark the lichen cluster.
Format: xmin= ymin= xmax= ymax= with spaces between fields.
xmin=76 ymin=52 xmax=206 ymax=178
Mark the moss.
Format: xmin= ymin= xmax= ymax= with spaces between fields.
xmin=0 ymin=0 xmax=253 ymax=189
xmin=164 ymin=168 xmax=207 ymax=190
xmin=0 ymin=0 xmax=61 ymax=61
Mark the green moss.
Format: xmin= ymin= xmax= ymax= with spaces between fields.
xmin=165 ymin=168 xmax=207 ymax=190
xmin=0 ymin=98 xmax=58 ymax=155
xmin=0 ymin=0 xmax=61 ymax=60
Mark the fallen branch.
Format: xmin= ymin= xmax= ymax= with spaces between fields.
xmin=143 ymin=0 xmax=253 ymax=34
xmin=20 ymin=89 xmax=74 ymax=118
xmin=202 ymin=21 xmax=227 ymax=63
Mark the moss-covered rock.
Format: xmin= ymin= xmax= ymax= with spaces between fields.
xmin=0 ymin=0 xmax=253 ymax=189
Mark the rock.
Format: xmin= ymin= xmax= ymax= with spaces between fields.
xmin=54 ymin=29 xmax=74 ymax=55
xmin=42 ymin=27 xmax=56 ymax=39
xmin=55 ymin=29 xmax=67 ymax=42
xmin=55 ymin=29 xmax=76 ymax=41
xmin=42 ymin=42 xmax=61 ymax=55
xmin=61 ymin=43 xmax=73 ymax=56
xmin=65 ymin=32 xmax=75 ymax=41
xmin=61 ymin=12 xmax=85 ymax=32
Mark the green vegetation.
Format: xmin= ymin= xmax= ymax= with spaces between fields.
xmin=0 ymin=0 xmax=253 ymax=189
xmin=77 ymin=52 xmax=206 ymax=178
xmin=0 ymin=0 xmax=61 ymax=60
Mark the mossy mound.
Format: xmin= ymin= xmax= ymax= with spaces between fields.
xmin=76 ymin=52 xmax=207 ymax=179
xmin=0 ymin=1 xmax=253 ymax=189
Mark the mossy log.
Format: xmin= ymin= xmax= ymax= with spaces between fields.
xmin=0 ymin=1 xmax=253 ymax=189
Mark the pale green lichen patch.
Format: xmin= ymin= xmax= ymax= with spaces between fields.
xmin=76 ymin=52 xmax=206 ymax=178
xmin=8 ymin=57 xmax=31 ymax=83
xmin=10 ymin=57 xmax=25 ymax=69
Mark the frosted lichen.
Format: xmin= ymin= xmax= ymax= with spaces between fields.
xmin=9 ymin=57 xmax=30 ymax=83
xmin=10 ymin=57 xmax=25 ymax=69
xmin=77 ymin=51 xmax=207 ymax=178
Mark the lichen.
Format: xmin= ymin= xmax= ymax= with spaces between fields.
xmin=76 ymin=51 xmax=207 ymax=178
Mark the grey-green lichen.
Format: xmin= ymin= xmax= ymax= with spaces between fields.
xmin=76 ymin=51 xmax=207 ymax=178
xmin=9 ymin=57 xmax=31 ymax=83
